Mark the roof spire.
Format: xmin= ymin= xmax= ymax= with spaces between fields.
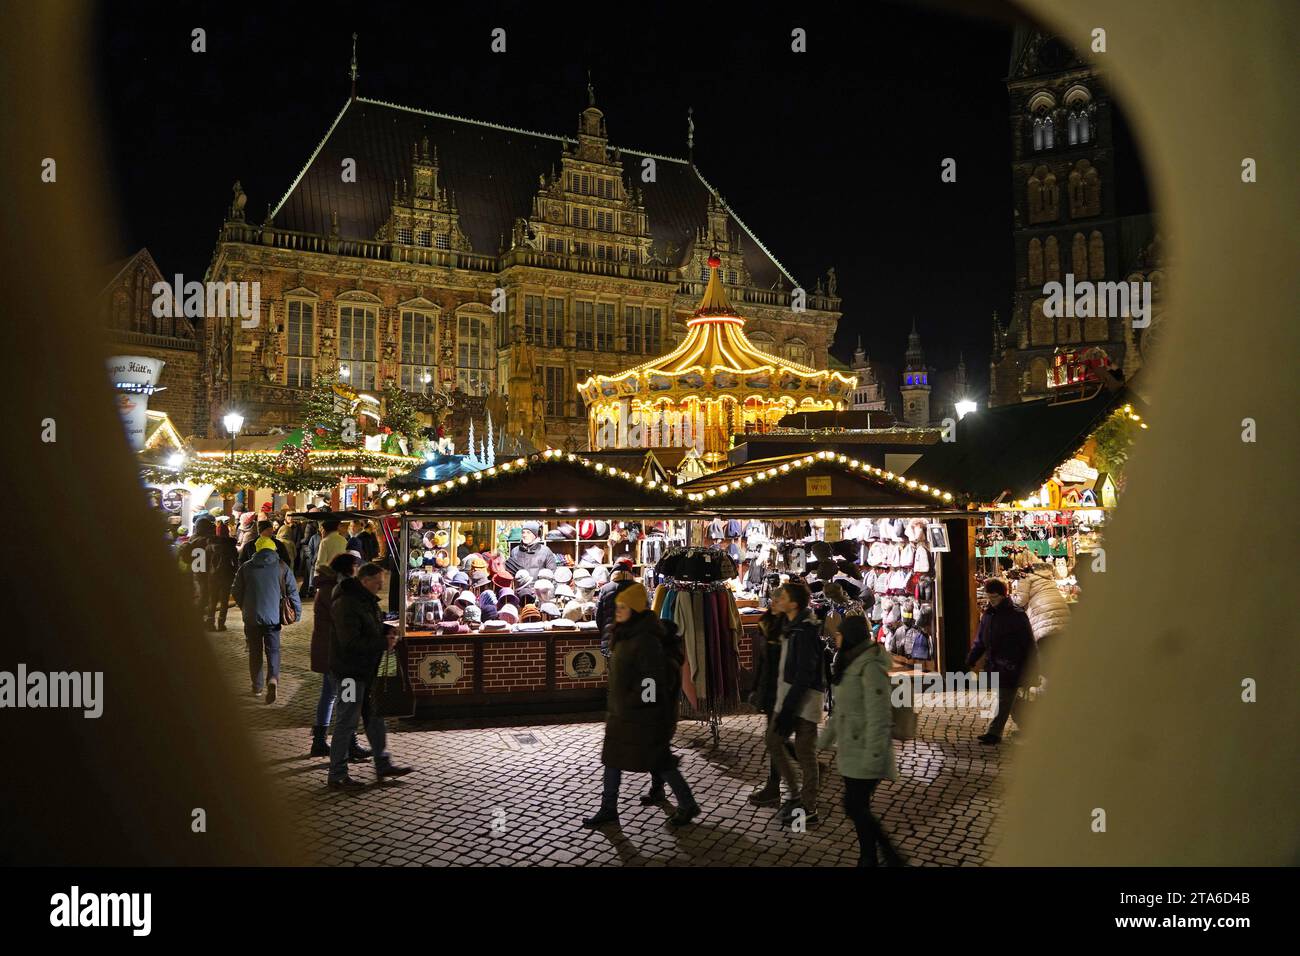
xmin=687 ymin=106 xmax=695 ymax=163
xmin=587 ymin=69 xmax=595 ymax=107
xmin=349 ymin=33 xmax=359 ymax=102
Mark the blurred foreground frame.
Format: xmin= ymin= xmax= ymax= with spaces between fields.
xmin=0 ymin=0 xmax=1297 ymax=865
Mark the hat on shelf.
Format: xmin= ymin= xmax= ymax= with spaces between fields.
xmin=557 ymin=523 xmax=577 ymax=540
xmin=574 ymin=576 xmax=598 ymax=592
xmin=497 ymin=603 xmax=519 ymax=624
xmin=463 ymin=604 xmax=482 ymax=624
xmin=594 ymin=520 xmax=609 ymax=539
xmin=492 ymin=568 xmax=514 ymax=590
xmin=577 ymin=519 xmax=596 ymax=540
xmin=553 ymin=567 xmax=573 ymax=584
xmin=554 ymin=583 xmax=576 ymax=600
xmin=449 ymin=570 xmax=470 ymax=587
xmin=590 ymin=565 xmax=610 ymax=586
xmin=562 ymin=600 xmax=585 ymax=622
xmin=470 ymin=555 xmax=488 ymax=572
xmin=519 ymin=604 xmax=542 ymax=623
xmin=481 ymin=620 xmax=508 ymax=633
xmin=470 ymin=569 xmax=489 ymax=587
xmin=454 ymin=591 xmax=475 ymax=607
xmin=582 ymin=546 xmax=605 ymax=565
xmin=497 ymin=587 xmax=519 ymax=607
xmin=511 ymin=568 xmax=534 ymax=590
xmin=539 ymin=602 xmax=562 ymax=620
xmin=442 ymin=604 xmax=464 ymax=621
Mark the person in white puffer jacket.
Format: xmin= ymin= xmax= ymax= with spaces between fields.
xmin=1012 ymin=560 xmax=1071 ymax=643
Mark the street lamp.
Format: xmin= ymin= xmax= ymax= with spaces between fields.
xmin=167 ymin=452 xmax=185 ymax=470
xmin=223 ymin=411 xmax=244 ymax=463
xmin=955 ymin=399 xmax=977 ymax=421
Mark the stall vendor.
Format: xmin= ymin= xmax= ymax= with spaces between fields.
xmin=506 ymin=521 xmax=558 ymax=574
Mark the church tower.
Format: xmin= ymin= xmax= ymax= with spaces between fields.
xmin=850 ymin=337 xmax=887 ymax=411
xmin=900 ymin=320 xmax=930 ymax=426
xmin=995 ymin=29 xmax=1128 ymax=405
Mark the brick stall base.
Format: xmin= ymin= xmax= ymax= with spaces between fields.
xmin=210 ymin=602 xmax=1010 ymax=866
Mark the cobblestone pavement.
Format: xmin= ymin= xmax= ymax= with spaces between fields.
xmin=213 ymin=601 xmax=1008 ymax=866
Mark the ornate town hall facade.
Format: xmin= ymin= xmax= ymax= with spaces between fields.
xmin=201 ymin=87 xmax=842 ymax=448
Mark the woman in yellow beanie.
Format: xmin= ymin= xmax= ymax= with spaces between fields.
xmin=582 ymin=583 xmax=701 ymax=829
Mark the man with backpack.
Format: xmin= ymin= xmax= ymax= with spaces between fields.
xmin=232 ymin=537 xmax=301 ymax=704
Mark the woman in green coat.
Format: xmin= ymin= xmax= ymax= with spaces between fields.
xmin=817 ymin=616 xmax=905 ymax=867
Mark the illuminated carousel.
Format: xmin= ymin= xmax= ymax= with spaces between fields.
xmin=578 ymin=256 xmax=856 ymax=468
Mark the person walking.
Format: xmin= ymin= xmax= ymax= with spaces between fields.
xmin=316 ymin=519 xmax=349 ymax=573
xmin=347 ymin=520 xmax=380 ymax=563
xmin=327 ymin=563 xmax=414 ymax=789
xmin=298 ymin=518 xmax=321 ymax=599
xmin=817 ymin=616 xmax=905 ymax=866
xmin=767 ymin=581 xmax=826 ymax=824
xmin=966 ymin=578 xmax=1038 ymax=745
xmin=239 ymin=520 xmax=292 ymax=566
xmin=746 ymin=607 xmax=787 ymax=806
xmin=206 ymin=519 xmax=239 ymax=631
xmin=308 ymin=552 xmax=372 ymax=761
xmin=231 ymin=536 xmax=301 ymax=704
xmin=186 ymin=516 xmax=216 ymax=629
xmin=582 ymin=583 xmax=701 ymax=829
xmin=275 ymin=514 xmax=299 ymax=578
xmin=595 ymin=558 xmax=636 ymax=657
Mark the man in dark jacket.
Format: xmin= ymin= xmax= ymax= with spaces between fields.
xmin=505 ymin=521 xmax=558 ymax=575
xmin=231 ymin=538 xmax=301 ymax=704
xmin=326 ymin=563 xmax=414 ymax=790
xmin=582 ymin=583 xmax=700 ymax=829
xmin=746 ymin=609 xmax=786 ymax=806
xmin=767 ymin=582 xmax=827 ymax=823
xmin=205 ymin=521 xmax=240 ymax=631
xmin=595 ymin=559 xmax=636 ymax=657
xmin=238 ymin=520 xmax=292 ymax=566
xmin=965 ymin=578 xmax=1038 ymax=745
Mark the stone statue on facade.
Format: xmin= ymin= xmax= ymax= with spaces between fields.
xmin=826 ymin=267 xmax=837 ymax=296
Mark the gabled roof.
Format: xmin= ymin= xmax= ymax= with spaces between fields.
xmin=905 ymin=384 xmax=1140 ymax=504
xmin=680 ymin=451 xmax=962 ymax=517
xmin=99 ymin=247 xmax=165 ymax=295
xmin=268 ymin=97 xmax=793 ymax=288
xmin=382 ymin=449 xmax=691 ymax=518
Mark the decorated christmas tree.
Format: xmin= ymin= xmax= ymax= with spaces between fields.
xmin=300 ymin=374 xmax=353 ymax=447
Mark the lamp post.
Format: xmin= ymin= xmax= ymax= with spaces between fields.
xmin=223 ymin=411 xmax=244 ymax=463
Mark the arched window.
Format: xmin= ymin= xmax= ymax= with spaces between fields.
xmin=1033 ymin=118 xmax=1044 ymax=152
xmin=1078 ymin=111 xmax=1091 ymax=144
xmin=1043 ymin=115 xmax=1055 ymax=150
xmin=399 ymin=306 xmax=438 ymax=393
xmin=456 ymin=312 xmax=492 ymax=395
xmin=1072 ymin=233 xmax=1088 ymax=278
xmin=1044 ymin=236 xmax=1060 ymax=281
xmin=1089 ymin=231 xmax=1105 ymax=280
xmin=1028 ymin=357 xmax=1049 ymax=393
xmin=337 ymin=300 xmax=379 ymax=390
xmin=1027 ymin=238 xmax=1043 ymax=286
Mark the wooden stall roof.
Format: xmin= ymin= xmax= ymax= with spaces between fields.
xmin=680 ymin=451 xmax=968 ymax=518
xmin=905 ymin=382 xmax=1143 ymax=504
xmin=381 ymin=450 xmax=692 ymax=519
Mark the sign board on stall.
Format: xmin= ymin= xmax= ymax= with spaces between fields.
xmin=805 ymin=476 xmax=832 ymax=497
xmin=107 ymin=355 xmax=165 ymax=451
xmin=564 ymin=649 xmax=607 ymax=680
xmin=417 ymin=653 xmax=464 ymax=686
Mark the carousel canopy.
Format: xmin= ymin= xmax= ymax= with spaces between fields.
xmin=577 ymin=256 xmax=856 ymax=413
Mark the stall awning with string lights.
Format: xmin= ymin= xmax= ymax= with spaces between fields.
xmin=905 ymin=384 xmax=1146 ymax=505
xmin=382 ymin=449 xmax=693 ymax=519
xmin=577 ymin=256 xmax=857 ymax=466
xmin=678 ymin=451 xmax=966 ymax=518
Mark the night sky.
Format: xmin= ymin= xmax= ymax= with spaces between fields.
xmin=92 ymin=0 xmax=1151 ymax=403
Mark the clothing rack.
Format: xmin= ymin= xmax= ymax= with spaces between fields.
xmin=653 ymin=558 xmax=741 ymax=750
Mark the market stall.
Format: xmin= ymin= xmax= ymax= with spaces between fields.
xmin=678 ymin=451 xmax=969 ymax=673
xmin=381 ymin=450 xmax=693 ymax=718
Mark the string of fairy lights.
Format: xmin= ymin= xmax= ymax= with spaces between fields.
xmin=381 ymin=448 xmax=960 ymax=510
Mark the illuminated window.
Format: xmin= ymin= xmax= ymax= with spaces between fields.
xmin=574 ymin=300 xmax=594 ymax=350
xmin=595 ymin=302 xmax=616 ymax=351
xmin=456 ymin=314 xmax=491 ymax=396
xmin=399 ymin=309 xmax=435 ymax=393
xmin=543 ymin=366 xmax=566 ymax=418
xmin=338 ymin=305 xmax=377 ymax=390
xmin=285 ymin=299 xmax=315 ymax=387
